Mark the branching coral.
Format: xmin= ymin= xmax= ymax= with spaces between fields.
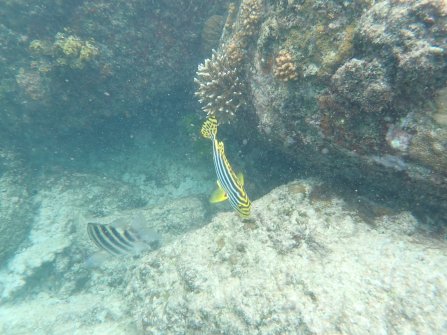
xmin=273 ymin=50 xmax=298 ymax=82
xmin=194 ymin=0 xmax=263 ymax=121
xmin=225 ymin=39 xmax=245 ymax=65
xmin=239 ymin=0 xmax=262 ymax=38
xmin=194 ymin=49 xmax=245 ymax=121
xmin=224 ymin=3 xmax=237 ymax=31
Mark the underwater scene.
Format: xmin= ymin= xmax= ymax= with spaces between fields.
xmin=0 ymin=0 xmax=446 ymax=334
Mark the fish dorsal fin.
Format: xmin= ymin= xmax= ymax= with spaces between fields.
xmin=237 ymin=172 xmax=244 ymax=186
xmin=109 ymin=218 xmax=128 ymax=229
xmin=210 ymin=180 xmax=228 ymax=203
xmin=217 ymin=140 xmax=225 ymax=154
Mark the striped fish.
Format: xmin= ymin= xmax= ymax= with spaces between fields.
xmin=87 ymin=218 xmax=160 ymax=256
xmin=201 ymin=116 xmax=251 ymax=217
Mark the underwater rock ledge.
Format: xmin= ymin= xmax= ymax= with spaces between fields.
xmin=127 ymin=180 xmax=447 ymax=335
xmin=198 ymin=0 xmax=447 ymax=219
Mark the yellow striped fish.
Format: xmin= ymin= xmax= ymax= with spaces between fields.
xmin=201 ymin=116 xmax=251 ymax=217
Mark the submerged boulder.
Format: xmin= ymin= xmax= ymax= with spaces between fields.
xmin=0 ymin=150 xmax=33 ymax=264
xmin=127 ymin=180 xmax=447 ymax=334
xmin=198 ymin=0 xmax=447 ymax=218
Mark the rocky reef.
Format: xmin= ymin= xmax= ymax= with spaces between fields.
xmin=1 ymin=0 xmax=445 ymax=218
xmin=194 ymin=0 xmax=447 ymax=219
xmin=194 ymin=0 xmax=263 ymax=122
xmin=0 ymin=0 xmax=229 ymax=140
xmin=0 ymin=1 xmax=446 ymax=332
xmin=1 ymin=175 xmax=446 ymax=334
xmin=0 ymin=166 xmax=209 ymax=333
xmin=128 ymin=180 xmax=447 ymax=334
xmin=0 ymin=128 xmax=213 ymax=303
xmin=0 ymin=150 xmax=34 ymax=264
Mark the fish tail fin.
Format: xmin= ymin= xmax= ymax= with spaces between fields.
xmin=201 ymin=116 xmax=218 ymax=139
xmin=210 ymin=180 xmax=228 ymax=203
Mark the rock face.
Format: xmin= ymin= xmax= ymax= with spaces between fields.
xmin=201 ymin=0 xmax=447 ymax=217
xmin=0 ymin=0 xmax=229 ymax=139
xmin=0 ymin=170 xmax=208 ymax=302
xmin=0 ymin=172 xmax=144 ymax=301
xmin=127 ymin=180 xmax=447 ymax=335
xmin=0 ymin=292 xmax=137 ymax=335
xmin=2 ymin=0 xmax=445 ymax=218
xmin=0 ymin=150 xmax=33 ymax=264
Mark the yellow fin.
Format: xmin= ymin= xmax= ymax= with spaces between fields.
xmin=237 ymin=172 xmax=244 ymax=186
xmin=209 ymin=181 xmax=228 ymax=203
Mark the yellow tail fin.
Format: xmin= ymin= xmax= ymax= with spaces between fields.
xmin=201 ymin=116 xmax=218 ymax=139
xmin=209 ymin=181 xmax=228 ymax=203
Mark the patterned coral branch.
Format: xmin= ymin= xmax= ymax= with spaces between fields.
xmin=194 ymin=0 xmax=263 ymax=121
xmin=194 ymin=49 xmax=245 ymax=121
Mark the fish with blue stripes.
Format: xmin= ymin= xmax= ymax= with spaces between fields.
xmin=87 ymin=215 xmax=161 ymax=256
xmin=201 ymin=116 xmax=251 ymax=217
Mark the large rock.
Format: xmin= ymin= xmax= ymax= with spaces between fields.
xmin=0 ymin=150 xmax=33 ymax=264
xmin=127 ymin=180 xmax=447 ymax=334
xmin=0 ymin=166 xmax=208 ymax=302
xmin=201 ymin=0 xmax=447 ymax=217
xmin=0 ymin=172 xmax=148 ymax=301
xmin=0 ymin=292 xmax=136 ymax=335
xmin=0 ymin=0 xmax=229 ymax=139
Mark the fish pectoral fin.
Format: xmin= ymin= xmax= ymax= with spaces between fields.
xmin=210 ymin=182 xmax=228 ymax=203
xmin=237 ymin=172 xmax=244 ymax=187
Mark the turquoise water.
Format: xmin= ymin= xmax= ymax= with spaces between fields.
xmin=1 ymin=1 xmax=446 ymax=334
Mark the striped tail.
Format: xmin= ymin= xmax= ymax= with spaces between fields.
xmin=201 ymin=116 xmax=218 ymax=139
